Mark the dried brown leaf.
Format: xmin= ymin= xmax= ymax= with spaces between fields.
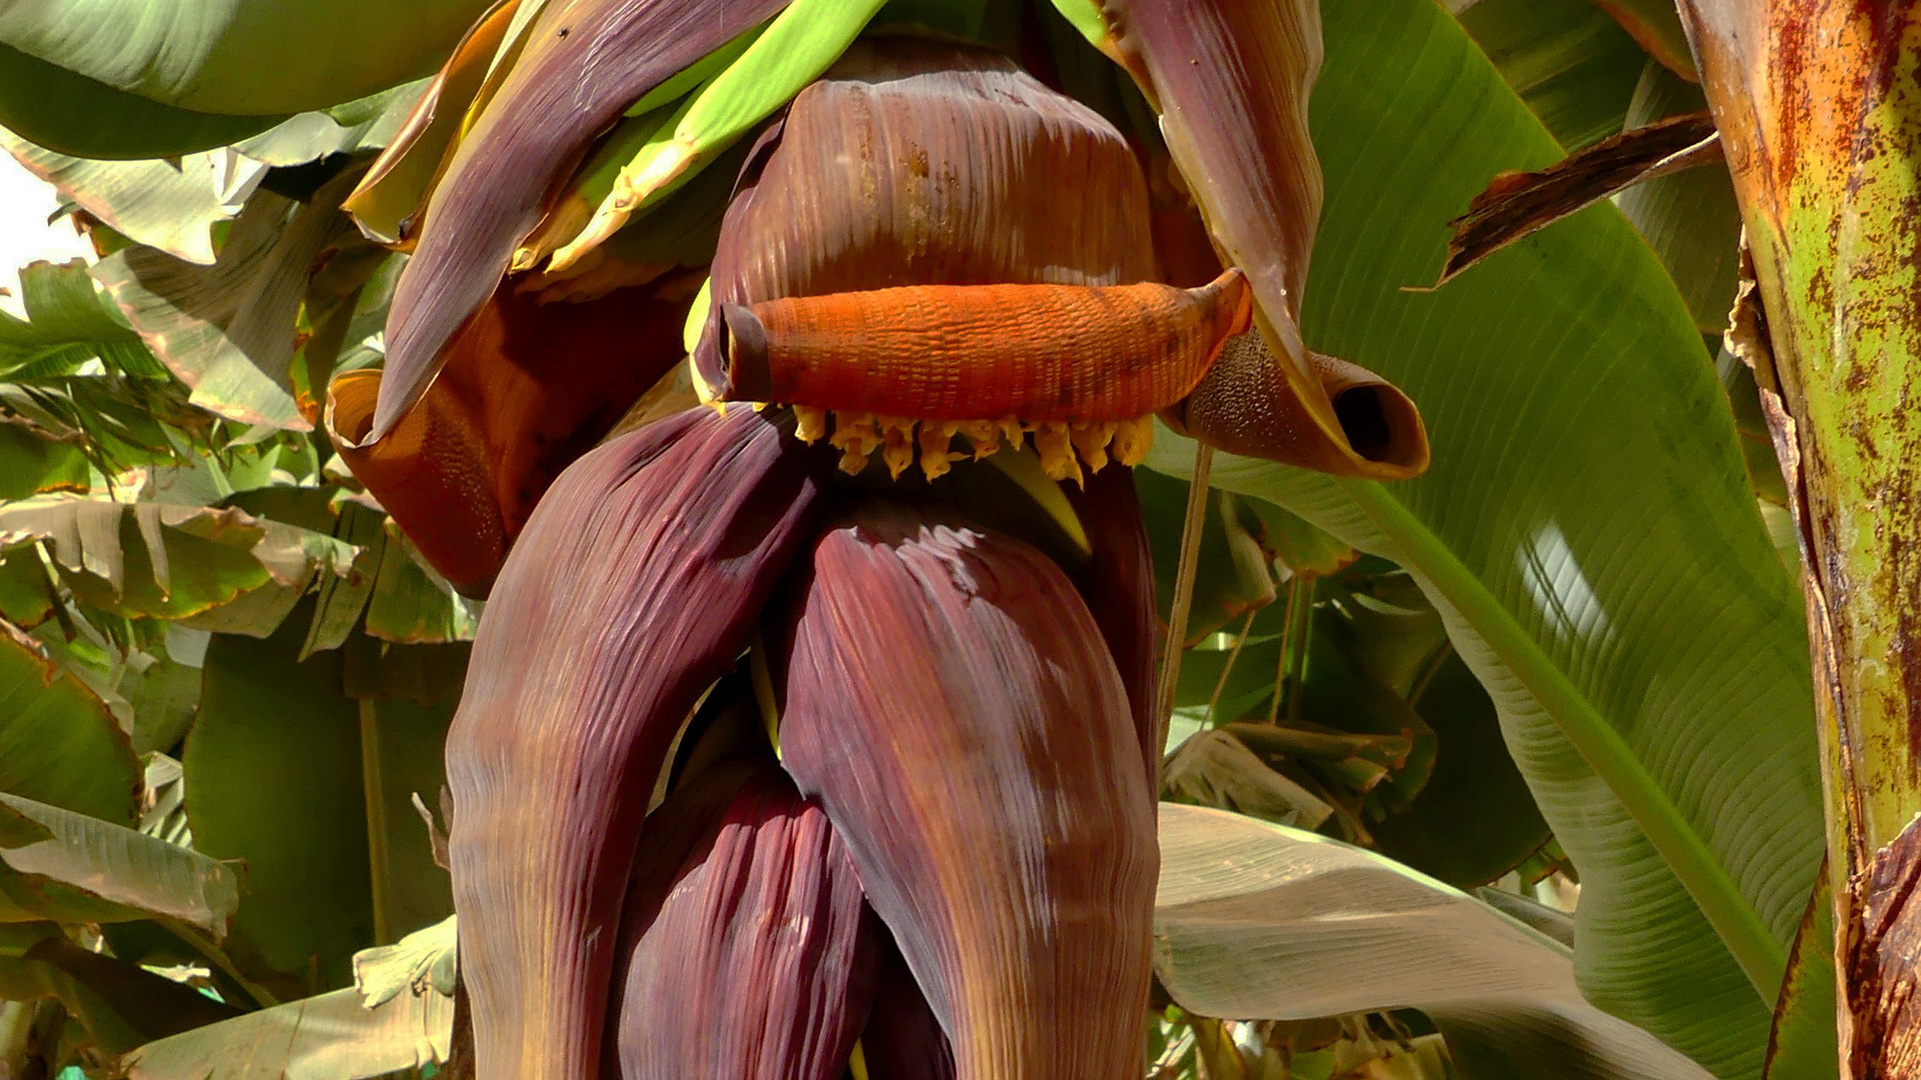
xmin=1440 ymin=112 xmax=1722 ymax=286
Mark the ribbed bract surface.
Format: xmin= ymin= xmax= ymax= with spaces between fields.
xmin=445 ymin=406 xmax=824 ymax=1080
xmin=377 ymin=0 xmax=787 ymax=438
xmin=611 ymin=765 xmax=879 ymax=1080
xmin=693 ymin=37 xmax=1155 ymax=398
xmin=777 ymin=500 xmax=1157 ymax=1080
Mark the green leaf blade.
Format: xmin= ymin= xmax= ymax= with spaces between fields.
xmin=1148 ymin=2 xmax=1827 ymax=1076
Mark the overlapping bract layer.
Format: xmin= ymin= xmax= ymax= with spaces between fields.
xmin=444 ymin=406 xmax=825 ymax=1080
xmin=611 ymin=763 xmax=880 ymax=1080
xmin=691 ymin=39 xmax=1171 ymax=479
xmin=325 ymin=279 xmax=692 ymax=595
xmin=375 ymin=0 xmax=789 ymax=439
xmin=776 ymin=499 xmax=1158 ymax=1080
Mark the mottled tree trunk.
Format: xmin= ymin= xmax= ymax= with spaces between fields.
xmin=1679 ymin=1 xmax=1921 ymax=1074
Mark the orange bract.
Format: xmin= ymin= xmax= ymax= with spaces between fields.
xmin=722 ymin=270 xmax=1251 ymax=424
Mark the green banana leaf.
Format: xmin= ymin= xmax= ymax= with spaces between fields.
xmin=0 ymin=496 xmax=359 ymax=627
xmin=122 ymin=915 xmax=458 ymax=1080
xmin=0 ymin=632 xmax=139 ymax=825
xmin=0 ymin=926 xmax=239 ymax=1061
xmin=0 ymin=43 xmax=280 ymax=160
xmin=0 ymin=0 xmax=495 ymax=116
xmin=0 ymin=260 xmax=161 ymax=382
xmin=1145 ymin=2 xmax=1823 ymax=1076
xmin=1155 ymin=803 xmax=1713 ymax=1080
xmin=186 ymin=610 xmax=374 ymax=992
xmin=0 ymin=792 xmax=237 ymax=934
xmin=92 ymin=181 xmax=358 ymax=432
xmin=2 ymin=132 xmax=240 ymax=265
xmin=1457 ymin=0 xmax=1649 ymax=152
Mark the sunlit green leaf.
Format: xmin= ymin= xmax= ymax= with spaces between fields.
xmin=1146 ymin=2 xmax=1822 ymax=1074
xmin=0 ymin=792 xmax=237 ymax=934
xmin=1156 ymin=803 xmax=1713 ymax=1080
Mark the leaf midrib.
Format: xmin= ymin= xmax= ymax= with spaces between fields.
xmin=1337 ymin=476 xmax=1787 ymax=1002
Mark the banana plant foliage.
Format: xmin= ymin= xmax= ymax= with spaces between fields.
xmin=1144 ymin=1 xmax=1824 ymax=1077
xmin=0 ymin=0 xmax=496 ymax=116
xmin=1155 ymin=803 xmax=1713 ymax=1080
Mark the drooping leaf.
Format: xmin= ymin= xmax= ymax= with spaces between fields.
xmin=0 ymin=495 xmax=358 ymax=626
xmin=0 ymin=426 xmax=87 ymax=501
xmin=0 ymin=259 xmax=160 ymax=383
xmin=0 ymin=42 xmax=281 ymax=159
xmin=777 ymin=499 xmax=1157 ymax=1080
xmin=0 ymin=629 xmax=139 ymax=824
xmin=327 ymin=277 xmax=693 ymax=595
xmin=0 ymin=933 xmax=239 ymax=1062
xmin=2 ymin=133 xmax=239 ymax=265
xmin=186 ymin=608 xmax=373 ymax=991
xmin=1059 ymin=0 xmax=1428 ymax=478
xmin=359 ymin=526 xmax=481 ymax=645
xmin=547 ymin=0 xmax=887 ymax=271
xmin=92 ymin=172 xmax=364 ymax=431
xmin=0 ymin=0 xmax=497 ymax=116
xmin=231 ymin=79 xmax=428 ymax=170
xmin=610 ymin=765 xmax=878 ymax=1080
xmin=343 ymin=0 xmax=526 ymax=247
xmin=1144 ymin=0 xmax=1824 ymax=1074
xmin=375 ymin=0 xmax=788 ymax=440
xmin=123 ymin=956 xmax=455 ymax=1080
xmin=0 ymin=792 xmax=237 ymax=933
xmin=1155 ymin=803 xmax=1715 ymax=1080
xmin=446 ymin=406 xmax=824 ymax=1080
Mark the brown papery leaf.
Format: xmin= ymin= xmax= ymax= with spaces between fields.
xmin=326 ymin=277 xmax=692 ymax=596
xmin=775 ymin=499 xmax=1158 ymax=1080
xmin=1440 ymin=112 xmax=1722 ymax=286
xmin=373 ymin=0 xmax=788 ymax=441
xmin=445 ymin=405 xmax=826 ymax=1080
xmin=610 ymin=763 xmax=880 ymax=1080
xmin=691 ymin=37 xmax=1155 ymax=399
xmin=1095 ymin=0 xmax=1429 ymax=478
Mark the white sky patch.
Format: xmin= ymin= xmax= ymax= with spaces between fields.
xmin=1515 ymin=520 xmax=1612 ymax=648
xmin=0 ymin=154 xmax=95 ymax=319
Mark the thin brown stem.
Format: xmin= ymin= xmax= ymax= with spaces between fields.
xmin=1156 ymin=443 xmax=1214 ymax=760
